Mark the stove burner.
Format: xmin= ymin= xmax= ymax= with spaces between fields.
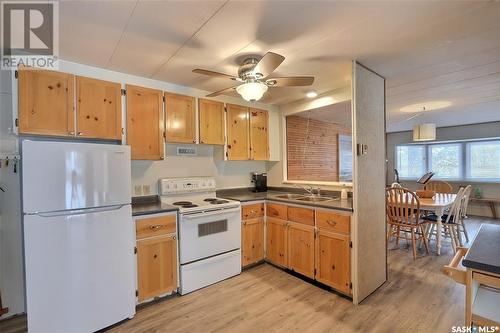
xmin=172 ymin=201 xmax=193 ymax=206
xmin=203 ymin=198 xmax=218 ymax=202
xmin=210 ymin=199 xmax=229 ymax=205
xmin=182 ymin=204 xmax=198 ymax=208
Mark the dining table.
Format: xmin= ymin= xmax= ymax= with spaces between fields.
xmin=418 ymin=193 xmax=457 ymax=255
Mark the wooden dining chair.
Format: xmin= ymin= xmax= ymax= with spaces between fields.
xmin=424 ymin=180 xmax=453 ymax=194
xmin=423 ymin=187 xmax=465 ymax=253
xmin=386 ymin=187 xmax=430 ymax=260
xmin=457 ymin=185 xmax=472 ymax=243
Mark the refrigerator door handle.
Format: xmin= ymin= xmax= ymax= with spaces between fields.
xmin=27 ymin=204 xmax=128 ymax=217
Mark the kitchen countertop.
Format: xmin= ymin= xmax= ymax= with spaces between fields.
xmin=131 ymin=195 xmax=178 ymax=217
xmin=217 ymin=188 xmax=353 ymax=212
xmin=462 ymin=223 xmax=500 ymax=275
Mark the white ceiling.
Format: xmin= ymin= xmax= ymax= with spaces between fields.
xmin=56 ymin=0 xmax=500 ymax=132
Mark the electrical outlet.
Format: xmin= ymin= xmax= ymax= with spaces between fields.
xmin=142 ymin=184 xmax=151 ymax=195
xmin=134 ymin=185 xmax=142 ymax=196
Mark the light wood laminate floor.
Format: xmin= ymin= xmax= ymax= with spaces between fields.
xmin=1 ymin=217 xmax=497 ymax=333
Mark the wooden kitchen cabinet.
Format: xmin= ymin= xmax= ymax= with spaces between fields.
xmin=315 ymin=229 xmax=350 ymax=294
xmin=199 ymin=99 xmax=225 ymax=145
xmin=226 ymin=103 xmax=249 ymax=160
xmin=249 ymin=108 xmax=269 ymax=160
xmin=18 ymin=68 xmax=75 ymax=136
xmin=136 ymin=234 xmax=177 ymax=302
xmin=165 ymin=92 xmax=196 ymax=143
xmin=135 ymin=213 xmax=178 ymax=302
xmin=241 ymin=217 xmax=264 ymax=267
xmin=266 ymin=217 xmax=288 ymax=267
xmin=288 ymin=222 xmax=315 ymax=278
xmin=225 ymin=104 xmax=269 ymax=161
xmin=76 ymin=76 xmax=122 ymax=140
xmin=126 ymin=84 xmax=164 ymax=160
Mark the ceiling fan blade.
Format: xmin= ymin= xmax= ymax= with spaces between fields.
xmin=193 ymin=68 xmax=238 ymax=80
xmin=266 ymin=76 xmax=315 ymax=87
xmin=206 ymin=86 xmax=237 ymax=98
xmin=252 ymin=52 xmax=285 ymax=78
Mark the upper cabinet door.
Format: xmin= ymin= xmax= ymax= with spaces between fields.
xmin=249 ymin=108 xmax=269 ymax=160
xmin=165 ymin=92 xmax=196 ymax=144
xmin=198 ymin=99 xmax=225 ymax=145
xmin=18 ymin=69 xmax=75 ymax=136
xmin=76 ymin=76 xmax=122 ymax=140
xmin=226 ymin=103 xmax=249 ymax=160
xmin=126 ymin=84 xmax=164 ymax=160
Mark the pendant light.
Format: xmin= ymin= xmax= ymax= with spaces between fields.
xmin=413 ymin=123 xmax=436 ymax=141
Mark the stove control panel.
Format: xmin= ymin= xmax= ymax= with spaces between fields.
xmin=159 ymin=177 xmax=216 ymax=195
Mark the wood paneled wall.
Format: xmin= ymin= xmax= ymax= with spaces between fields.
xmin=286 ymin=115 xmax=351 ymax=181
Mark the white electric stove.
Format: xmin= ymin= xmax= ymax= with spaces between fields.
xmin=159 ymin=177 xmax=241 ymax=295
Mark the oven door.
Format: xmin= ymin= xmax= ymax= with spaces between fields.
xmin=179 ymin=206 xmax=241 ymax=264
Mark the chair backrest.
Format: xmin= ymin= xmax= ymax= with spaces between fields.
xmin=424 ymin=180 xmax=453 ymax=194
xmin=460 ymin=185 xmax=472 ymax=218
xmin=445 ymin=187 xmax=465 ymax=224
xmin=386 ymin=187 xmax=421 ymax=226
xmin=391 ymin=182 xmax=403 ymax=188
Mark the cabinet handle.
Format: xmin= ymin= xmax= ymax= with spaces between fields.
xmin=154 ymin=254 xmax=158 ymax=259
xmin=149 ymin=224 xmax=162 ymax=230
xmin=242 ymin=221 xmax=247 ymax=225
xmin=331 ymin=265 xmax=335 ymax=270
xmin=77 ymin=132 xmax=83 ymax=136
xmin=327 ymin=220 xmax=337 ymax=226
xmin=68 ymin=131 xmax=75 ymax=135
xmin=172 ymin=235 xmax=177 ymax=240
xmin=192 ymin=140 xmax=196 ymax=143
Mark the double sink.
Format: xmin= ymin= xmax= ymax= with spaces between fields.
xmin=272 ymin=193 xmax=340 ymax=203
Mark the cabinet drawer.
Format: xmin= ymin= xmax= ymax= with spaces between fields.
xmin=242 ymin=203 xmax=264 ymax=219
xmin=266 ymin=203 xmax=287 ymax=220
xmin=316 ymin=210 xmax=350 ymax=234
xmin=136 ymin=215 xmax=176 ymax=239
xmin=287 ymin=206 xmax=314 ymax=226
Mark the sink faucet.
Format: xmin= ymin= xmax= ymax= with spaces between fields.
xmin=294 ymin=184 xmax=321 ymax=197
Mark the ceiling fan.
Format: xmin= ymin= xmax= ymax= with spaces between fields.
xmin=192 ymin=52 xmax=314 ymax=102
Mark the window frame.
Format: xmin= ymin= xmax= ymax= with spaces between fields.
xmin=465 ymin=140 xmax=500 ymax=182
xmin=395 ymin=137 xmax=500 ymax=183
xmin=281 ymin=113 xmax=353 ymax=187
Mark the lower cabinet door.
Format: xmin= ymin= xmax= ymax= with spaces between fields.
xmin=265 ymin=217 xmax=288 ymax=267
xmin=288 ymin=222 xmax=315 ymax=278
xmin=137 ymin=234 xmax=177 ymax=301
xmin=315 ymin=230 xmax=351 ymax=294
xmin=241 ymin=217 xmax=264 ymax=267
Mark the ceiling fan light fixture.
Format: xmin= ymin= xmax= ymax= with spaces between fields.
xmin=236 ymin=82 xmax=268 ymax=102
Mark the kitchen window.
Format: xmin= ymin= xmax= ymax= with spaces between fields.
xmin=428 ymin=143 xmax=462 ymax=179
xmin=466 ymin=140 xmax=500 ymax=181
xmin=284 ymin=100 xmax=353 ymax=184
xmin=396 ymin=145 xmax=426 ymax=179
xmin=396 ymin=138 xmax=500 ymax=182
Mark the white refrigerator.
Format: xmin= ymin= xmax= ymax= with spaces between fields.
xmin=22 ymin=140 xmax=136 ymax=333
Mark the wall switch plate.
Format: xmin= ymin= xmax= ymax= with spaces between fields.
xmin=142 ymin=185 xmax=151 ymax=195
xmin=134 ymin=185 xmax=142 ymax=195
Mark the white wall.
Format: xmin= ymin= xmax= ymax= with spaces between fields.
xmin=131 ymin=144 xmax=267 ymax=194
xmin=387 ymin=121 xmax=500 ymax=218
